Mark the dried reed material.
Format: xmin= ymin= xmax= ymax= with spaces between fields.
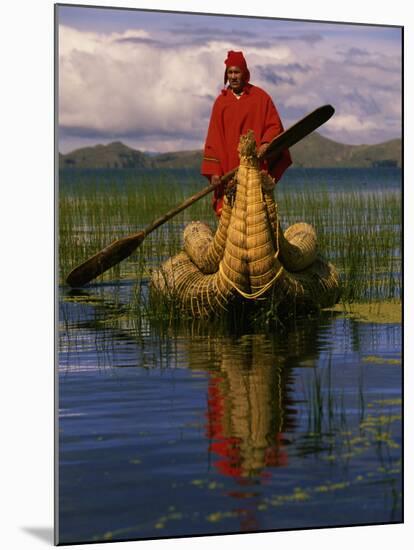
xmin=151 ymin=130 xmax=340 ymax=318
xmin=262 ymin=182 xmax=317 ymax=272
xmin=245 ymin=164 xmax=277 ymax=291
xmin=183 ymin=194 xmax=232 ymax=273
xmin=272 ymin=256 xmax=340 ymax=310
xmin=278 ymin=222 xmax=318 ymax=272
xmin=151 ymin=251 xmax=234 ymax=317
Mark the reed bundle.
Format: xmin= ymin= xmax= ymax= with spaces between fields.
xmin=151 ymin=131 xmax=340 ymax=318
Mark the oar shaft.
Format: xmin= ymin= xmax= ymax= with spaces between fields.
xmin=143 ymin=121 xmax=302 ymax=237
xmin=142 ymin=176 xmax=230 ymax=237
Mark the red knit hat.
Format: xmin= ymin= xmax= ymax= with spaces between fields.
xmin=224 ymin=50 xmax=250 ymax=84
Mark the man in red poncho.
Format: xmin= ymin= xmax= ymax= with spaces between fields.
xmin=201 ymin=50 xmax=292 ymax=216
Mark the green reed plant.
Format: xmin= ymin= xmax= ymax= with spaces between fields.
xmin=298 ymin=361 xmax=401 ymax=486
xmin=276 ymin=188 xmax=401 ymax=303
xmin=59 ymin=169 xmax=401 ymax=326
xmin=59 ymin=169 xmax=214 ymax=285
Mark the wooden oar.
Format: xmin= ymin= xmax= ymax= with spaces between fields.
xmin=65 ymin=104 xmax=334 ymax=287
xmin=65 ymin=180 xmax=225 ymax=288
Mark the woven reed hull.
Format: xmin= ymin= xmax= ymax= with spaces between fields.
xmin=151 ymin=242 xmax=339 ymax=316
xmin=151 ymin=213 xmax=340 ymax=318
xmin=183 ymin=193 xmax=232 ymax=274
xmin=151 ymin=250 xmax=235 ymax=318
xmin=150 ymin=131 xmax=340 ymax=318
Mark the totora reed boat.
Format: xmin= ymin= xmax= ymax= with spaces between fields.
xmin=151 ymin=130 xmax=341 ymax=318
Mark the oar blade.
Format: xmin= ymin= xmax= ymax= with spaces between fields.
xmin=263 ymin=104 xmax=335 ymax=163
xmin=66 ymin=232 xmax=145 ymax=288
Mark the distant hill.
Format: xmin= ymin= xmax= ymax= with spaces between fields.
xmin=59 ymin=141 xmax=153 ymax=169
xmin=289 ymin=132 xmax=401 ymax=168
xmin=152 ymin=150 xmax=203 ymax=169
xmin=59 ymin=133 xmax=401 ymax=170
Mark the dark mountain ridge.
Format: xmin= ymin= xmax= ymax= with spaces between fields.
xmin=59 ymin=133 xmax=401 ymax=170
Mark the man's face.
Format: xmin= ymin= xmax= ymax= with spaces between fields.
xmin=226 ymin=66 xmax=245 ymax=93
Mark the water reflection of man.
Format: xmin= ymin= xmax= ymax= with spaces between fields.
xmin=205 ymin=335 xmax=295 ymax=480
xmin=181 ymin=321 xmax=323 ymax=481
xmin=201 ymin=50 xmax=292 ymax=216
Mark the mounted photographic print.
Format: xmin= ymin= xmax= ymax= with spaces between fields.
xmin=55 ymin=2 xmax=403 ymax=545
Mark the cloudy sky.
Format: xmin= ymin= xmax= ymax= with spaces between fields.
xmin=57 ymin=5 xmax=402 ymax=154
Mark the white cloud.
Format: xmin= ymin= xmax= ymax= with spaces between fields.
xmin=58 ymin=22 xmax=402 ymax=152
xmin=60 ymin=26 xmax=225 ymax=145
xmin=59 ymin=25 xmax=295 ymax=150
xmin=59 ymin=26 xmax=150 ymax=57
xmin=327 ymin=113 xmax=378 ymax=133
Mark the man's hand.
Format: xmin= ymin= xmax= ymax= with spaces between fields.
xmin=210 ymin=175 xmax=221 ymax=186
xmin=261 ymin=170 xmax=276 ymax=192
xmin=257 ymin=142 xmax=269 ymax=158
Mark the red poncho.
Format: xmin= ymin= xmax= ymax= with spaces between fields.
xmin=201 ymin=83 xmax=292 ymax=216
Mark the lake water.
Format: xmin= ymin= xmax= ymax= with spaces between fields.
xmin=60 ymin=166 xmax=402 ymax=193
xmin=57 ymin=168 xmax=402 ymax=544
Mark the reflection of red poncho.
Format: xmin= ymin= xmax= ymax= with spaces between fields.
xmin=201 ymin=83 xmax=292 ymax=215
xmin=206 ymin=375 xmax=288 ymax=482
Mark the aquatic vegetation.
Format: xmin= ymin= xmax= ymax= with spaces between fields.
xmin=59 ymin=169 xmax=401 ymax=327
xmin=171 ymin=392 xmax=401 ymax=531
xmin=298 ymin=353 xmax=401 ymax=472
xmin=275 ymin=187 xmax=401 ymax=303
xmin=362 ymin=356 xmax=400 ymax=365
xmin=328 ymin=301 xmax=401 ymax=324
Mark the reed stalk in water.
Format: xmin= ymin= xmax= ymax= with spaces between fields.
xmin=59 ymin=169 xmax=401 ymax=324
